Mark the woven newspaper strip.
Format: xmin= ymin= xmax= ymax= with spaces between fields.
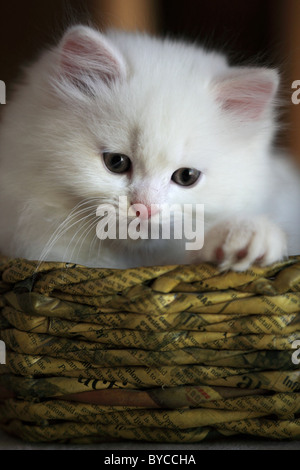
xmin=0 ymin=255 xmax=299 ymax=443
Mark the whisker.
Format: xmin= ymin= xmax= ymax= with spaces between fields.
xmin=35 ymin=195 xmax=125 ymax=271
xmin=36 ymin=198 xmax=106 ymax=269
xmin=75 ymin=218 xmax=103 ymax=265
xmin=64 ymin=213 xmax=99 ymax=263
xmin=65 ymin=208 xmax=118 ymax=265
xmin=38 ymin=206 xmax=97 ymax=262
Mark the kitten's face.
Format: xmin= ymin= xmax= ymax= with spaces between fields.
xmin=41 ymin=27 xmax=277 ymax=230
xmin=48 ymin=79 xmax=271 ymax=235
xmin=57 ymin=76 xmax=216 ymax=210
xmin=5 ymin=26 xmax=277 ymax=263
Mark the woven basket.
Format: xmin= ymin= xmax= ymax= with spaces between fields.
xmin=0 ymin=255 xmax=299 ymax=443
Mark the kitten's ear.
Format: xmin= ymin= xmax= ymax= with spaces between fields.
xmin=56 ymin=25 xmax=126 ymax=93
xmin=212 ymin=68 xmax=279 ymax=120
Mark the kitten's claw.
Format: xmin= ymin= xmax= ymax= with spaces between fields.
xmin=193 ymin=216 xmax=288 ymax=271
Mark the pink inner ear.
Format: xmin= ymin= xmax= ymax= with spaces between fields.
xmin=215 ymin=70 xmax=278 ymax=120
xmin=59 ymin=29 xmax=124 ymax=86
xmin=222 ymin=81 xmax=275 ymax=119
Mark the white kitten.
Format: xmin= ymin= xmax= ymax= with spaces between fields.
xmin=0 ymin=25 xmax=299 ymax=270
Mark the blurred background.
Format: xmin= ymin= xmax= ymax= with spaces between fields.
xmin=0 ymin=0 xmax=299 ymax=163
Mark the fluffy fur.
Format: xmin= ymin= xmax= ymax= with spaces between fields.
xmin=0 ymin=25 xmax=299 ymax=269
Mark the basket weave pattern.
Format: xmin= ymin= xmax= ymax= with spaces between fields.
xmin=0 ymin=255 xmax=299 ymax=443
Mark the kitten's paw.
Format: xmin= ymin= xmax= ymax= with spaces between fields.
xmin=193 ymin=216 xmax=288 ymax=271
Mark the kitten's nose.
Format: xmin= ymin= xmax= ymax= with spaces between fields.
xmin=130 ymin=202 xmax=160 ymax=219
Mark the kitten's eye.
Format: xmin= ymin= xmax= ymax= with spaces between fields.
xmin=103 ymin=152 xmax=131 ymax=174
xmin=171 ymin=168 xmax=201 ymax=186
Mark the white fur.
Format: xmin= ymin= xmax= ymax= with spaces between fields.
xmin=0 ymin=26 xmax=299 ymax=269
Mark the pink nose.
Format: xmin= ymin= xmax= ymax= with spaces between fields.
xmin=131 ymin=203 xmax=160 ymax=219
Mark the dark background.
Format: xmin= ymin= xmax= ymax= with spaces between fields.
xmin=0 ymin=0 xmax=298 ymax=159
xmin=0 ymin=0 xmax=287 ymax=88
